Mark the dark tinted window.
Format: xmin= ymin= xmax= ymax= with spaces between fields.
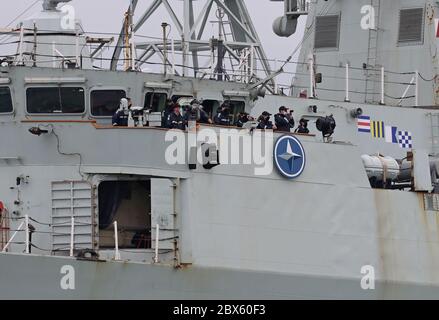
xmin=215 ymin=100 xmax=245 ymax=123
xmin=91 ymin=90 xmax=126 ymax=116
xmin=26 ymin=87 xmax=85 ymax=114
xmin=0 ymin=87 xmax=12 ymax=113
xmin=144 ymin=92 xmax=167 ymax=112
xmin=202 ymin=100 xmax=220 ymax=118
xmin=223 ymin=100 xmax=245 ymax=123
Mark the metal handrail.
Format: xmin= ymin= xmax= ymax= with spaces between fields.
xmin=2 ymin=221 xmax=24 ymax=252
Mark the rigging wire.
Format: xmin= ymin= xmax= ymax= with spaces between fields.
xmin=0 ymin=0 xmax=41 ymax=44
xmin=418 ymin=72 xmax=437 ymax=82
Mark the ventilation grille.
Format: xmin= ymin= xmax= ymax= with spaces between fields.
xmin=51 ymin=181 xmax=94 ymax=252
xmin=398 ymin=8 xmax=424 ymax=44
xmin=315 ymin=15 xmax=340 ymax=49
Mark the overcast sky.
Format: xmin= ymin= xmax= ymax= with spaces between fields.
xmin=0 ymin=0 xmax=306 ymax=85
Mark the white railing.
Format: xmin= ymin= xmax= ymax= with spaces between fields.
xmin=2 ymin=220 xmax=24 ymax=253
xmin=345 ymin=64 xmax=350 ymax=102
xmin=69 ymin=217 xmax=75 ymax=257
xmin=0 ymin=215 xmax=169 ymax=264
xmin=1 ymin=25 xmax=424 ymax=106
xmin=380 ymin=67 xmax=385 ymax=105
xmin=25 ymin=214 xmax=29 ymax=254
xmin=2 ymin=215 xmax=32 ymax=254
xmin=113 ymin=221 xmax=121 ymax=261
xmin=154 ymin=223 xmax=160 ymax=264
xmin=302 ymin=62 xmax=420 ymax=107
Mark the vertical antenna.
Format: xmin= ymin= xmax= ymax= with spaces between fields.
xmin=75 ymin=29 xmax=80 ymax=68
xmin=162 ymin=22 xmax=169 ymax=76
xmin=16 ymin=24 xmax=24 ymax=66
xmin=124 ymin=3 xmax=134 ymax=71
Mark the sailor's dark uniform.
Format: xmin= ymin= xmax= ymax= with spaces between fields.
xmin=275 ymin=113 xmax=294 ymax=132
xmin=295 ymin=126 xmax=310 ymax=134
xmin=257 ymin=119 xmax=274 ymax=130
xmin=214 ymin=112 xmax=231 ymax=126
xmin=235 ymin=115 xmax=249 ymax=128
xmin=112 ymin=110 xmax=129 ymax=126
xmin=167 ymin=112 xmax=186 ymax=130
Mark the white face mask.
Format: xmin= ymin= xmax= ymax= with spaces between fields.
xmin=119 ymin=98 xmax=129 ymax=111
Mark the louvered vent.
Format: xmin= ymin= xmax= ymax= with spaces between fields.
xmin=398 ymin=8 xmax=424 ymax=44
xmin=424 ymin=194 xmax=439 ymax=212
xmin=315 ymin=15 xmax=340 ymax=49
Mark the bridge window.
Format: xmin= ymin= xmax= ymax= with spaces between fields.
xmin=315 ymin=14 xmax=340 ymax=50
xmin=398 ymin=8 xmax=424 ymax=45
xmin=91 ymin=90 xmax=126 ymax=117
xmin=26 ymin=87 xmax=85 ymax=114
xmin=144 ymin=92 xmax=167 ymax=112
xmin=226 ymin=100 xmax=245 ymax=123
xmin=201 ymin=100 xmax=220 ymax=118
xmin=0 ymin=87 xmax=12 ymax=113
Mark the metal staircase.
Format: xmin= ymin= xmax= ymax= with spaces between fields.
xmin=365 ymin=0 xmax=381 ymax=104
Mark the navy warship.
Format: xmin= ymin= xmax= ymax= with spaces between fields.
xmin=1 ymin=0 xmax=439 ymax=299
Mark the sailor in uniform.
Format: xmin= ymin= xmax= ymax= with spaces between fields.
xmin=257 ymin=111 xmax=277 ymax=130
xmin=235 ymin=112 xmax=253 ymax=128
xmin=166 ymin=104 xmax=186 ymax=130
xmin=295 ymin=118 xmax=310 ymax=134
xmin=275 ymin=106 xmax=295 ymax=132
xmin=214 ymin=103 xmax=232 ymax=126
xmin=184 ymin=99 xmax=213 ymax=124
xmin=197 ymin=101 xmax=213 ymax=124
xmin=162 ymin=99 xmax=175 ymax=128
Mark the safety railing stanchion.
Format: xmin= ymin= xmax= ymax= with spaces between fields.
xmin=380 ymin=67 xmax=385 ymax=105
xmin=25 ymin=214 xmax=29 ymax=254
xmin=70 ymin=216 xmax=75 ymax=257
xmin=345 ymin=63 xmax=350 ymax=102
xmin=114 ymin=221 xmax=121 ymax=261
xmin=154 ymin=224 xmax=160 ymax=263
xmin=309 ymin=55 xmax=315 ymax=98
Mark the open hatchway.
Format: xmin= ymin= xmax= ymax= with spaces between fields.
xmin=97 ymin=177 xmax=177 ymax=253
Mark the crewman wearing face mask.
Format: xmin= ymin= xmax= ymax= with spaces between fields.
xmin=112 ymin=98 xmax=130 ymax=126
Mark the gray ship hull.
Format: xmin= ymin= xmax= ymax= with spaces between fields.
xmin=1 ymin=253 xmax=438 ymax=300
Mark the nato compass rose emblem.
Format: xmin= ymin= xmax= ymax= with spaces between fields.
xmin=274 ymin=135 xmax=306 ymax=179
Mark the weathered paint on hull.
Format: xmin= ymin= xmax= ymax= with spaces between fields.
xmin=0 ymin=253 xmax=439 ymax=300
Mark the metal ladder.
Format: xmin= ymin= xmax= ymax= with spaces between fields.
xmin=365 ymin=0 xmax=381 ymax=104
